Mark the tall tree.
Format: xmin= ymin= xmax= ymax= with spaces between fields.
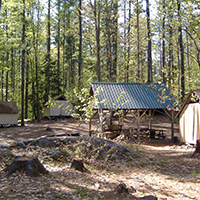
xmin=112 ymin=0 xmax=118 ymax=82
xmin=177 ymin=0 xmax=185 ymax=102
xmin=78 ymin=0 xmax=82 ymax=88
xmin=45 ymin=0 xmax=51 ymax=102
xmin=57 ymin=0 xmax=61 ymax=94
xmin=136 ymin=0 xmax=140 ymax=81
xmin=146 ymin=0 xmax=152 ymax=82
xmin=126 ymin=0 xmax=131 ymax=82
xmin=162 ymin=0 xmax=166 ymax=84
xmin=21 ymin=0 xmax=26 ymax=126
xmin=90 ymin=0 xmax=101 ymax=82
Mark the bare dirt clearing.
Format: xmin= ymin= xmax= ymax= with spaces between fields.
xmin=0 ymin=115 xmax=200 ymax=200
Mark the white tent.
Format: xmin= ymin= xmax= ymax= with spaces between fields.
xmin=44 ymin=95 xmax=73 ymax=118
xmin=0 ymin=101 xmax=18 ymax=125
xmin=176 ymin=89 xmax=200 ymax=144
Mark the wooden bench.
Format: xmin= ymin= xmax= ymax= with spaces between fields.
xmin=156 ymin=129 xmax=165 ymax=139
xmin=151 ymin=129 xmax=165 ymax=139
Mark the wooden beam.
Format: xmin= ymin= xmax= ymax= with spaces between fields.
xmin=163 ymin=108 xmax=171 ymax=120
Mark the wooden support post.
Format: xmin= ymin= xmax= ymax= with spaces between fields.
xmin=89 ymin=119 xmax=92 ymax=137
xmin=171 ymin=109 xmax=174 ymax=139
xmin=149 ymin=110 xmax=152 ymax=129
xmin=99 ymin=108 xmax=103 ymax=132
xmin=137 ymin=110 xmax=140 ymax=129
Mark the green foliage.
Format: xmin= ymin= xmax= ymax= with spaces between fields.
xmin=0 ymin=0 xmax=199 ymax=121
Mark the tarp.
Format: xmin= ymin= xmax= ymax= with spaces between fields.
xmin=179 ymin=103 xmax=200 ymax=144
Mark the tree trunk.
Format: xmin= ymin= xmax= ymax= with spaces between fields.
xmin=90 ymin=0 xmax=101 ymax=82
xmin=21 ymin=0 xmax=26 ymax=126
xmin=136 ymin=0 xmax=140 ymax=81
xmin=146 ymin=0 xmax=152 ymax=82
xmin=162 ymin=0 xmax=166 ymax=84
xmin=6 ymin=71 xmax=8 ymax=101
xmin=124 ymin=0 xmax=127 ymax=82
xmin=1 ymin=70 xmax=3 ymax=101
xmin=57 ymin=0 xmax=61 ymax=94
xmin=46 ymin=0 xmax=51 ymax=103
xmin=11 ymin=48 xmax=15 ymax=101
xmin=126 ymin=0 xmax=131 ymax=83
xmin=78 ymin=0 xmax=82 ymax=88
xmin=25 ymin=53 xmax=29 ymax=119
xmin=168 ymin=2 xmax=173 ymax=91
xmin=112 ymin=0 xmax=118 ymax=82
xmin=105 ymin=0 xmax=112 ymax=81
xmin=177 ymin=0 xmax=185 ymax=102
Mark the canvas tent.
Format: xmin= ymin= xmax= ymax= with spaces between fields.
xmin=0 ymin=101 xmax=18 ymax=125
xmin=176 ymin=89 xmax=200 ymax=144
xmin=89 ymin=82 xmax=179 ymax=138
xmin=44 ymin=95 xmax=73 ymax=118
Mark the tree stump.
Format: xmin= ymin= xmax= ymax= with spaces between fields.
xmin=71 ymin=158 xmax=87 ymax=172
xmin=4 ymin=156 xmax=48 ymax=177
xmin=114 ymin=183 xmax=129 ymax=195
xmin=190 ymin=139 xmax=200 ymax=158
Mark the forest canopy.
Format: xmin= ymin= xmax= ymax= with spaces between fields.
xmin=0 ymin=0 xmax=199 ymax=124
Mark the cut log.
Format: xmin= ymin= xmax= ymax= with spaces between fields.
xmin=71 ymin=158 xmax=87 ymax=172
xmin=190 ymin=139 xmax=200 ymax=158
xmin=4 ymin=156 xmax=48 ymax=177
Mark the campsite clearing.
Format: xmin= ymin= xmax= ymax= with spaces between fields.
xmin=0 ymin=115 xmax=200 ymax=200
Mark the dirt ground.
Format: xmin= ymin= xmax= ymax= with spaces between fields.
xmin=0 ymin=114 xmax=200 ymax=200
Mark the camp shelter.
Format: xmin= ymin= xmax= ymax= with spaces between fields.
xmin=89 ymin=82 xmax=179 ymax=138
xmin=44 ymin=95 xmax=73 ymax=118
xmin=176 ymin=89 xmax=200 ymax=144
xmin=0 ymin=101 xmax=18 ymax=125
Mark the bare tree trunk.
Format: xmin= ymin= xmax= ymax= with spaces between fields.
xmin=25 ymin=53 xmax=29 ymax=119
xmin=11 ymin=48 xmax=15 ymax=100
xmin=105 ymin=0 xmax=112 ymax=81
xmin=45 ymin=0 xmax=51 ymax=102
xmin=1 ymin=70 xmax=3 ymax=101
xmin=177 ymin=0 xmax=185 ymax=102
xmin=146 ymin=0 xmax=152 ymax=82
xmin=136 ymin=0 xmax=140 ymax=81
xmin=186 ymin=31 xmax=190 ymax=88
xmin=126 ymin=0 xmax=131 ymax=83
xmin=90 ymin=0 xmax=101 ymax=82
xmin=112 ymin=0 xmax=118 ymax=82
xmin=78 ymin=0 xmax=82 ymax=88
xmin=57 ymin=0 xmax=61 ymax=94
xmin=21 ymin=0 xmax=26 ymax=126
xmin=162 ymin=0 xmax=166 ymax=84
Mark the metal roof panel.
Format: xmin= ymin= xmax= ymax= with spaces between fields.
xmin=90 ymin=82 xmax=178 ymax=110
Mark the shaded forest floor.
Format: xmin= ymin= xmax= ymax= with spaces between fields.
xmin=0 ymin=114 xmax=200 ymax=199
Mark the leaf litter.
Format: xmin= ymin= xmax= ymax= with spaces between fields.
xmin=0 ymin=117 xmax=200 ymax=199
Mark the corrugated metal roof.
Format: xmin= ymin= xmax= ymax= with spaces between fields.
xmin=90 ymin=82 xmax=178 ymax=110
